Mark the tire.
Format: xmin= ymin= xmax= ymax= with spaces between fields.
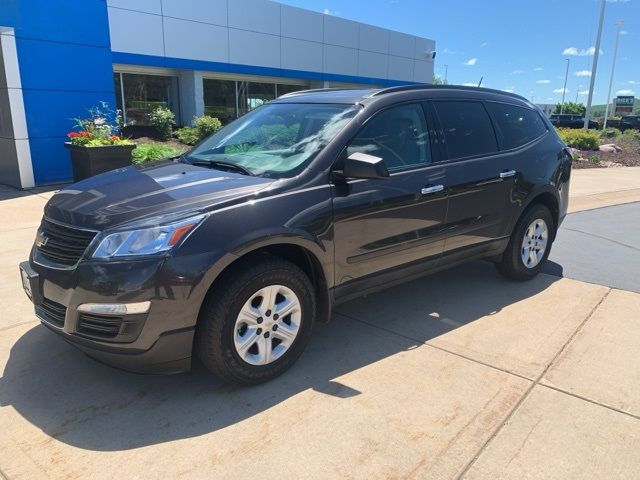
xmin=195 ymin=255 xmax=316 ymax=385
xmin=495 ymin=204 xmax=555 ymax=281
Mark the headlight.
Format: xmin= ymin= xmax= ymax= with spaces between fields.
xmin=92 ymin=214 xmax=205 ymax=258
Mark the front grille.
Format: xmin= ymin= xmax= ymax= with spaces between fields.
xmin=78 ymin=313 xmax=123 ymax=339
xmin=39 ymin=298 xmax=67 ymax=328
xmin=37 ymin=219 xmax=97 ymax=267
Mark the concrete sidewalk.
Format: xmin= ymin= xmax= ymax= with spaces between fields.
xmin=1 ymin=169 xmax=639 ymax=479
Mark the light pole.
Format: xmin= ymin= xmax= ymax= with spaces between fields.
xmin=560 ymin=58 xmax=570 ymax=114
xmin=444 ymin=64 xmax=448 ymax=84
xmin=584 ymin=0 xmax=606 ymax=130
xmin=603 ymin=20 xmax=623 ymax=129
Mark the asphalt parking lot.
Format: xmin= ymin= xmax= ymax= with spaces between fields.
xmin=1 ymin=169 xmax=640 ymax=479
xmin=544 ymin=201 xmax=640 ymax=293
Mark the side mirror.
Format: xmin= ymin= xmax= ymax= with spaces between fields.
xmin=340 ymin=152 xmax=390 ymax=180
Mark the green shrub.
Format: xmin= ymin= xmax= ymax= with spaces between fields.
xmin=174 ymin=126 xmax=200 ymax=146
xmin=622 ymin=129 xmax=640 ymax=141
xmin=149 ymin=106 xmax=175 ymax=140
xmin=131 ymin=143 xmax=182 ymax=164
xmin=600 ymin=127 xmax=621 ymax=139
xmin=194 ymin=115 xmax=222 ymax=139
xmin=588 ymin=154 xmax=601 ymax=164
xmin=557 ymin=128 xmax=600 ymax=151
xmin=175 ymin=115 xmax=223 ymax=145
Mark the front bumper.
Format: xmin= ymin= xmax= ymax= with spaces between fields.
xmin=19 ymin=255 xmax=204 ymax=374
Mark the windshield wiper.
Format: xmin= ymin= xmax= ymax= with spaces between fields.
xmin=189 ymin=159 xmax=255 ymax=176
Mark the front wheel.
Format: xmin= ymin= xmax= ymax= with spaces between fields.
xmin=495 ymin=204 xmax=555 ymax=281
xmin=195 ymin=256 xmax=316 ymax=385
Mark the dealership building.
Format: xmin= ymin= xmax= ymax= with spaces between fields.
xmin=0 ymin=0 xmax=435 ymax=188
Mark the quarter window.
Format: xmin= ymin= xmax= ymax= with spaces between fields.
xmin=433 ymin=101 xmax=498 ymax=160
xmin=347 ymin=104 xmax=430 ymax=170
xmin=486 ymin=102 xmax=547 ymax=150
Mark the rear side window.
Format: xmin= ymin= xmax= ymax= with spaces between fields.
xmin=486 ymin=102 xmax=547 ymax=150
xmin=432 ymin=101 xmax=498 ymax=160
xmin=347 ymin=103 xmax=430 ymax=171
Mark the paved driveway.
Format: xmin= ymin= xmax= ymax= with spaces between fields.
xmin=544 ymin=202 xmax=640 ymax=293
xmin=1 ymin=173 xmax=640 ymax=479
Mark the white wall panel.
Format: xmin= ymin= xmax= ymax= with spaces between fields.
xmin=228 ymin=0 xmax=280 ymax=36
xmin=389 ymin=31 xmax=414 ymax=59
xmin=161 ymin=0 xmax=227 ymax=26
xmin=413 ymin=59 xmax=433 ymax=82
xmin=108 ymin=7 xmax=164 ymax=56
xmin=359 ymin=24 xmax=389 ymax=54
xmin=323 ymin=15 xmax=358 ymax=49
xmin=281 ymin=38 xmax=322 ymax=72
xmin=229 ymin=29 xmax=280 ymax=68
xmin=358 ymin=50 xmax=388 ymax=79
xmin=414 ymin=37 xmax=436 ymax=60
xmin=323 ymin=44 xmax=357 ymax=76
xmin=107 ymin=0 xmax=161 ymax=15
xmin=281 ymin=5 xmax=323 ymax=43
xmin=107 ymin=0 xmax=435 ymax=82
xmin=388 ymin=55 xmax=413 ymax=82
xmin=164 ymin=18 xmax=228 ymax=62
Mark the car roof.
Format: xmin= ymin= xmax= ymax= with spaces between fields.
xmin=274 ymin=84 xmax=533 ymax=106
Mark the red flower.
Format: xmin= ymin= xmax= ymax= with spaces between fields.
xmin=110 ymin=135 xmax=120 ymax=142
xmin=67 ymin=131 xmax=91 ymax=138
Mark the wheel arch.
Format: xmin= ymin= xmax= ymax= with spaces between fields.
xmin=198 ymin=238 xmax=332 ymax=326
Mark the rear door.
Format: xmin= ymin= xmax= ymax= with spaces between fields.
xmin=430 ymin=100 xmax=513 ymax=254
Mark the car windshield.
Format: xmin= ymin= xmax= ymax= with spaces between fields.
xmin=185 ymin=103 xmax=359 ymax=178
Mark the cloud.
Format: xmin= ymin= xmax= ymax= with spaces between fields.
xmin=536 ymin=79 xmax=551 ymax=84
xmin=620 ymin=30 xmax=629 ymax=35
xmin=510 ymin=69 xmax=524 ymax=75
xmin=442 ymin=47 xmax=456 ymax=54
xmin=553 ymin=88 xmax=569 ymax=94
xmin=629 ymin=80 xmax=640 ymax=85
xmin=533 ymin=67 xmax=544 ymax=71
xmin=322 ymin=8 xmax=337 ymax=15
xmin=574 ymin=70 xmax=592 ymax=77
xmin=461 ymin=82 xmax=478 ymax=86
xmin=503 ymin=86 xmax=515 ymax=93
xmin=481 ymin=42 xmax=489 ymax=47
xmin=578 ymin=90 xmax=590 ymax=96
xmin=563 ymin=46 xmax=602 ymax=56
xmin=463 ymin=58 xmax=477 ymax=66
xmin=617 ymin=89 xmax=635 ymax=95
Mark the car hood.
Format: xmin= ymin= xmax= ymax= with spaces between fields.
xmin=44 ymin=161 xmax=274 ymax=230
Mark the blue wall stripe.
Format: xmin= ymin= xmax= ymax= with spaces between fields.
xmin=112 ymin=52 xmax=419 ymax=87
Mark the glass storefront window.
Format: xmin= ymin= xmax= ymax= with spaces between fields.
xmin=115 ymin=73 xmax=179 ymax=126
xmin=237 ymin=81 xmax=276 ymax=116
xmin=203 ymin=79 xmax=236 ymax=125
xmin=276 ymin=84 xmax=307 ymax=97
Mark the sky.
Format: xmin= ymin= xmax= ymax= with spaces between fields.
xmin=279 ymin=0 xmax=639 ymax=105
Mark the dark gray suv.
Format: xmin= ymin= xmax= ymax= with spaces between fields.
xmin=20 ymin=85 xmax=572 ymax=384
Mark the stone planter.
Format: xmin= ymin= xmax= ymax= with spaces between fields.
xmin=65 ymin=143 xmax=136 ymax=182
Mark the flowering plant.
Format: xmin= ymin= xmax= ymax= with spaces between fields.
xmin=66 ymin=102 xmax=133 ymax=147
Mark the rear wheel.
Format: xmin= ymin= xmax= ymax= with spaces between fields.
xmin=495 ymin=204 xmax=555 ymax=281
xmin=195 ymin=256 xmax=316 ymax=385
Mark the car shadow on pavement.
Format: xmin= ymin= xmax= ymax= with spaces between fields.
xmin=0 ymin=261 xmax=560 ymax=451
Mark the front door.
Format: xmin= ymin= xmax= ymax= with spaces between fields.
xmin=332 ymin=103 xmax=448 ymax=298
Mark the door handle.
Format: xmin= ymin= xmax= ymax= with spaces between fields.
xmin=421 ymin=184 xmax=444 ymax=195
xmin=499 ymin=170 xmax=517 ymax=179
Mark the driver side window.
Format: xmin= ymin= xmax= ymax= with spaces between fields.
xmin=347 ymin=103 xmax=430 ymax=171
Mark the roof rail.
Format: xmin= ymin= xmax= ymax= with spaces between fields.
xmin=371 ymin=84 xmax=530 ymax=102
xmin=278 ymin=88 xmax=349 ymax=98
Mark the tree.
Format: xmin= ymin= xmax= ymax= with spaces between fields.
xmin=553 ymin=101 xmax=586 ymax=116
xmin=432 ymin=75 xmax=445 ymax=85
